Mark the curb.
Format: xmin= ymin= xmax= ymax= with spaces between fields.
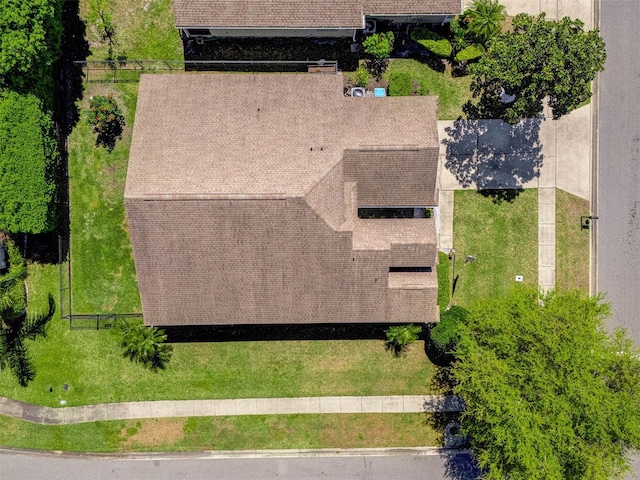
xmin=0 ymin=446 xmax=472 ymax=460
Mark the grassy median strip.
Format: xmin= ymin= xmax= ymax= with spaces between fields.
xmin=555 ymin=189 xmax=590 ymax=292
xmin=0 ymin=414 xmax=438 ymax=452
xmin=452 ymin=189 xmax=538 ymax=308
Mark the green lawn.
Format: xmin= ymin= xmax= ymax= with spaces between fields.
xmin=383 ymin=59 xmax=473 ymax=120
xmin=0 ymin=315 xmax=434 ymax=406
xmin=452 ymin=189 xmax=538 ymax=308
xmin=0 ymin=413 xmax=437 ymax=452
xmin=556 ymin=189 xmax=590 ymax=292
xmin=68 ymin=83 xmax=141 ymax=313
xmin=80 ymin=0 xmax=183 ymax=62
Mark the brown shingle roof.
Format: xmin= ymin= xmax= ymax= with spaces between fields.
xmin=126 ymin=73 xmax=441 ymax=326
xmin=173 ymin=0 xmax=462 ymax=28
xmin=126 ymin=74 xmax=438 ymax=201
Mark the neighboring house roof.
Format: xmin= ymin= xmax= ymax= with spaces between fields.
xmin=126 ymin=73 xmax=440 ymax=326
xmin=172 ymin=0 xmax=462 ymax=28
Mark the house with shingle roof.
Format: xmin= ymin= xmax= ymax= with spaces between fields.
xmin=125 ymin=73 xmax=440 ymax=326
xmin=173 ymin=0 xmax=462 ymax=38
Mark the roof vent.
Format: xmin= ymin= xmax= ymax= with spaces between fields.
xmin=363 ymin=19 xmax=377 ymax=34
xmin=351 ymin=87 xmax=366 ymax=97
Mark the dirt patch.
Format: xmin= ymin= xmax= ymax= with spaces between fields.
xmin=123 ymin=418 xmax=185 ymax=447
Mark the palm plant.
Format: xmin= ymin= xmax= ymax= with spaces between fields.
xmin=0 ymin=295 xmax=55 ymax=386
xmin=385 ymin=324 xmax=423 ymax=357
xmin=117 ymin=321 xmax=172 ymax=371
xmin=1 ymin=239 xmax=54 ymax=386
xmin=464 ymin=0 xmax=507 ymax=46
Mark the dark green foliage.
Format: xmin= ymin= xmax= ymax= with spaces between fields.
xmin=463 ymin=0 xmax=506 ymax=45
xmin=0 ymin=239 xmax=55 ymax=386
xmin=116 ymin=320 xmax=173 ymax=371
xmin=430 ymin=306 xmax=467 ymax=350
xmin=86 ymin=94 xmax=125 ymax=151
xmin=452 ymin=286 xmax=640 ymax=479
xmin=411 ymin=26 xmax=452 ymax=58
xmin=0 ymin=0 xmax=62 ymax=94
xmin=454 ymin=44 xmax=485 ymax=62
xmin=385 ymin=324 xmax=422 ymax=357
xmin=362 ymin=32 xmax=395 ymax=59
xmin=467 ymin=13 xmax=606 ymax=122
xmin=388 ymin=72 xmax=413 ymax=96
xmin=436 ymin=252 xmax=451 ymax=310
xmin=0 ymin=91 xmax=57 ymax=234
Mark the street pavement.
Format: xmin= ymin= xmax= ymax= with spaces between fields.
xmin=0 ymin=448 xmax=480 ymax=480
xmin=597 ymin=0 xmax=640 ymax=344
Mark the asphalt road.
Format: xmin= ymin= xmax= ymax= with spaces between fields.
xmin=0 ymin=449 xmax=480 ymax=480
xmin=597 ymin=0 xmax=640 ymax=342
xmin=597 ymin=2 xmax=640 ymax=478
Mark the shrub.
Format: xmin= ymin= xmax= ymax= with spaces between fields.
xmin=454 ymin=43 xmax=485 ymax=62
xmin=86 ymin=94 xmax=125 ymax=151
xmin=411 ymin=26 xmax=452 ymax=58
xmin=436 ymin=252 xmax=451 ymax=310
xmin=385 ymin=324 xmax=422 ymax=357
xmin=362 ymin=31 xmax=395 ymax=59
xmin=430 ymin=306 xmax=468 ymax=351
xmin=388 ymin=71 xmax=413 ymax=96
xmin=351 ymin=65 xmax=370 ymax=87
xmin=116 ymin=320 xmax=173 ymax=371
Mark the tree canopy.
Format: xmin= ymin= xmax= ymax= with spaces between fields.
xmin=466 ymin=13 xmax=606 ymax=123
xmin=0 ymin=0 xmax=62 ymax=91
xmin=0 ymin=90 xmax=57 ymax=233
xmin=452 ymin=287 xmax=640 ymax=480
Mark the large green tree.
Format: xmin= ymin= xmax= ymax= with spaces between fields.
xmin=466 ymin=13 xmax=606 ymax=123
xmin=452 ymin=287 xmax=640 ymax=480
xmin=0 ymin=0 xmax=62 ymax=93
xmin=0 ymin=90 xmax=58 ymax=233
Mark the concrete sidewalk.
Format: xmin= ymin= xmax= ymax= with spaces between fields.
xmin=0 ymin=395 xmax=465 ymax=425
xmin=436 ymin=103 xmax=592 ymax=291
xmin=440 ymin=0 xmax=595 ymax=291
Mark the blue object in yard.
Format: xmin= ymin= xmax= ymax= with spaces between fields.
xmin=374 ymin=87 xmax=386 ymax=97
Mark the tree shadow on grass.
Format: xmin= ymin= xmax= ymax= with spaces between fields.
xmin=442 ymin=117 xmax=543 ymax=203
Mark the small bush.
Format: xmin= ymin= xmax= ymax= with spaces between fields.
xmin=86 ymin=94 xmax=125 ymax=151
xmin=385 ymin=324 xmax=422 ymax=357
xmin=351 ymin=65 xmax=371 ymax=87
xmin=436 ymin=252 xmax=451 ymax=310
xmin=411 ymin=26 xmax=452 ymax=58
xmin=362 ymin=31 xmax=395 ymax=59
xmin=430 ymin=306 xmax=468 ymax=351
xmin=454 ymin=43 xmax=485 ymax=62
xmin=388 ymin=72 xmax=413 ymax=96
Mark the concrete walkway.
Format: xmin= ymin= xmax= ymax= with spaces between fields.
xmin=440 ymin=0 xmax=595 ymax=291
xmin=436 ymin=103 xmax=592 ymax=291
xmin=0 ymin=395 xmax=464 ymax=425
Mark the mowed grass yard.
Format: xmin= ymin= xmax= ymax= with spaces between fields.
xmin=452 ymin=189 xmax=539 ymax=308
xmin=383 ymin=59 xmax=473 ymax=120
xmin=0 ymin=413 xmax=438 ymax=452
